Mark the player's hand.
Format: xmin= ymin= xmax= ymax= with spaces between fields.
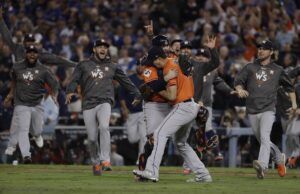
xmin=3 ymin=95 xmax=13 ymax=108
xmin=131 ymin=97 xmax=141 ymax=107
xmin=144 ymin=20 xmax=154 ymax=36
xmin=230 ymin=90 xmax=239 ymax=95
xmin=203 ymin=35 xmax=216 ymax=49
xmin=164 ymin=69 xmax=178 ymax=81
xmin=236 ymin=88 xmax=249 ymax=98
xmin=65 ymin=93 xmax=75 ymax=104
xmin=287 ymin=107 xmax=298 ymax=120
xmin=197 ymin=101 xmax=204 ymax=107
xmin=121 ymin=108 xmax=129 ymax=121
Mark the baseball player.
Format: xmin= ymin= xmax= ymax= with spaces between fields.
xmin=66 ymin=39 xmax=141 ymax=175
xmin=7 ymin=44 xmax=59 ymax=163
xmin=276 ymin=53 xmax=300 ymax=167
xmin=1 ymin=6 xmax=76 ymax=157
xmin=133 ymin=46 xmax=212 ymax=183
xmin=234 ymin=39 xmax=297 ymax=179
xmin=179 ymin=38 xmax=222 ymax=174
xmin=119 ymin=63 xmax=147 ymax=161
xmin=195 ymin=48 xmax=236 ymax=159
xmin=137 ymin=34 xmax=177 ymax=170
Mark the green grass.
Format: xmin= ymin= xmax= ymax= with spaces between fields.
xmin=0 ymin=165 xmax=299 ymax=194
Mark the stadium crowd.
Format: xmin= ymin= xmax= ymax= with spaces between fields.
xmin=0 ymin=0 xmax=300 ymax=168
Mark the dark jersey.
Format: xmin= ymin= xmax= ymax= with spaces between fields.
xmin=66 ymin=56 xmax=141 ymax=110
xmin=12 ymin=60 xmax=59 ymax=106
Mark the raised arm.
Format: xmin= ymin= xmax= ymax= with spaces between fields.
xmin=0 ymin=6 xmax=17 ymax=52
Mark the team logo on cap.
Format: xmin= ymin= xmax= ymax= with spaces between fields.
xmin=143 ymin=69 xmax=152 ymax=77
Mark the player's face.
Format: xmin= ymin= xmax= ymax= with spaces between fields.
xmin=26 ymin=51 xmax=38 ymax=64
xmin=93 ymin=45 xmax=108 ymax=59
xmin=257 ymin=47 xmax=272 ymax=60
xmin=153 ymin=58 xmax=163 ymax=68
xmin=162 ymin=45 xmax=170 ymax=53
xmin=180 ymin=48 xmax=192 ymax=57
xmin=171 ymin=42 xmax=181 ymax=54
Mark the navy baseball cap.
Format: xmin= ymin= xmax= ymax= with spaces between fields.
xmin=24 ymin=33 xmax=36 ymax=42
xmin=196 ymin=48 xmax=210 ymax=58
xmin=152 ymin=35 xmax=169 ymax=47
xmin=142 ymin=46 xmax=166 ymax=65
xmin=180 ymin=40 xmax=192 ymax=49
xmin=257 ymin=39 xmax=275 ymax=50
xmin=25 ymin=44 xmax=38 ymax=53
xmin=93 ymin=39 xmax=110 ymax=48
xmin=170 ymin=39 xmax=182 ymax=46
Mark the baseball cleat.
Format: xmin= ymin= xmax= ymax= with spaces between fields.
xmin=5 ymin=146 xmax=16 ymax=155
xmin=133 ymin=169 xmax=158 ymax=182
xmin=277 ymin=153 xmax=286 ymax=177
xmin=186 ymin=175 xmax=212 ymax=183
xmin=101 ymin=161 xmax=112 ymax=171
xmin=253 ymin=160 xmax=264 ymax=179
xmin=183 ymin=168 xmax=192 ymax=175
xmin=287 ymin=156 xmax=299 ymax=168
xmin=34 ymin=135 xmax=44 ymax=148
xmin=23 ymin=156 xmax=32 ymax=164
xmin=93 ymin=164 xmax=102 ymax=176
xmin=214 ymin=153 xmax=224 ymax=161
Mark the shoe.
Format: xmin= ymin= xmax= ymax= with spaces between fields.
xmin=277 ymin=153 xmax=286 ymax=177
xmin=101 ymin=161 xmax=112 ymax=171
xmin=183 ymin=168 xmax=192 ymax=175
xmin=34 ymin=135 xmax=44 ymax=148
xmin=5 ymin=146 xmax=16 ymax=155
xmin=133 ymin=169 xmax=159 ymax=182
xmin=253 ymin=160 xmax=264 ymax=179
xmin=23 ymin=156 xmax=32 ymax=164
xmin=214 ymin=153 xmax=224 ymax=161
xmin=92 ymin=164 xmax=102 ymax=176
xmin=287 ymin=156 xmax=298 ymax=168
xmin=186 ymin=175 xmax=212 ymax=183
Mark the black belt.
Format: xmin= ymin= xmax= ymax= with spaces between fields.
xmin=183 ymin=99 xmax=192 ymax=103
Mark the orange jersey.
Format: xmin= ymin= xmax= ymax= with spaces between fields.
xmin=163 ymin=58 xmax=194 ymax=104
xmin=142 ymin=66 xmax=167 ymax=103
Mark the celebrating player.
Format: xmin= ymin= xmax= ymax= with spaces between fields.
xmin=66 ymin=39 xmax=141 ymax=175
xmin=234 ymin=39 xmax=297 ymax=179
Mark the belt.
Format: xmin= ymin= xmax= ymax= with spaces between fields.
xmin=183 ymin=99 xmax=192 ymax=103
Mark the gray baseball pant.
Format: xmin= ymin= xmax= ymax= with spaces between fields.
xmin=281 ymin=118 xmax=300 ymax=158
xmin=125 ymin=112 xmax=147 ymax=155
xmin=83 ymin=103 xmax=111 ymax=165
xmin=248 ymin=111 xmax=282 ymax=169
xmin=143 ymin=101 xmax=171 ymax=135
xmin=145 ymin=101 xmax=210 ymax=179
xmin=7 ymin=101 xmax=44 ymax=150
xmin=11 ymin=104 xmax=44 ymax=158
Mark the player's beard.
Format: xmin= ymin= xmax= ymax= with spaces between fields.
xmin=257 ymin=54 xmax=271 ymax=64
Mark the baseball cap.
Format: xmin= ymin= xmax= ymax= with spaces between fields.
xmin=180 ymin=40 xmax=192 ymax=49
xmin=142 ymin=46 xmax=166 ymax=65
xmin=152 ymin=35 xmax=169 ymax=47
xmin=256 ymin=39 xmax=275 ymax=50
xmin=25 ymin=44 xmax=38 ymax=53
xmin=196 ymin=48 xmax=210 ymax=58
xmin=170 ymin=39 xmax=182 ymax=46
xmin=93 ymin=39 xmax=110 ymax=48
xmin=24 ymin=33 xmax=36 ymax=42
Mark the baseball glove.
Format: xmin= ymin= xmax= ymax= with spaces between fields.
xmin=178 ymin=54 xmax=194 ymax=76
xmin=139 ymin=83 xmax=154 ymax=100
